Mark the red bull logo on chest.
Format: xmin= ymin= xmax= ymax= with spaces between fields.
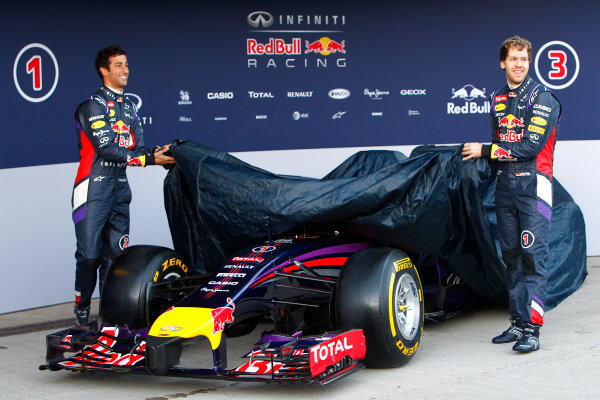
xmin=498 ymin=114 xmax=524 ymax=128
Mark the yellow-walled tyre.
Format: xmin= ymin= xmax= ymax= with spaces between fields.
xmin=101 ymin=245 xmax=189 ymax=329
xmin=336 ymin=247 xmax=424 ymax=367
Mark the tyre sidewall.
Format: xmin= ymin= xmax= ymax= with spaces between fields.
xmin=337 ymin=247 xmax=424 ymax=368
xmin=101 ymin=246 xmax=188 ymax=328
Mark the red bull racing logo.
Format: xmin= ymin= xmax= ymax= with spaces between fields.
xmin=247 ymin=36 xmax=347 ymax=69
xmin=211 ymin=298 xmax=235 ymax=335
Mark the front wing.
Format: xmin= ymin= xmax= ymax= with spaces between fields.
xmin=41 ymin=324 xmax=366 ymax=385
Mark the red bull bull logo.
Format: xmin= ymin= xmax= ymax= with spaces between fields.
xmin=211 ymin=298 xmax=235 ymax=335
xmin=305 ymin=37 xmax=346 ymax=55
xmin=127 ymin=155 xmax=144 ymax=166
xmin=112 ymin=120 xmax=130 ymax=134
xmin=491 ymin=144 xmax=513 ymax=160
xmin=498 ymin=114 xmax=524 ymax=128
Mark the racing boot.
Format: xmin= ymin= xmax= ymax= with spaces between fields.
xmin=492 ymin=319 xmax=524 ymax=343
xmin=74 ymin=305 xmax=90 ymax=326
xmin=512 ymin=323 xmax=540 ymax=353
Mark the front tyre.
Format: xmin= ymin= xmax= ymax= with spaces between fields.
xmin=101 ymin=245 xmax=189 ymax=329
xmin=336 ymin=248 xmax=424 ymax=368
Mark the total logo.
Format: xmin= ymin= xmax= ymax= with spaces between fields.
xmin=249 ymin=91 xmax=274 ymax=99
xmin=447 ymin=84 xmax=491 ymax=115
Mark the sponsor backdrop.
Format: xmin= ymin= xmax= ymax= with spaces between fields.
xmin=1 ymin=0 xmax=594 ymax=169
xmin=1 ymin=0 xmax=598 ymax=313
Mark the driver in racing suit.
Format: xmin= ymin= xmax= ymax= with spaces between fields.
xmin=72 ymin=45 xmax=174 ymax=325
xmin=462 ymin=36 xmax=561 ymax=353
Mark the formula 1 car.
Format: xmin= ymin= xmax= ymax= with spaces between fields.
xmin=42 ymin=231 xmax=431 ymax=385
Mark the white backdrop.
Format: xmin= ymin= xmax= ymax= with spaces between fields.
xmin=0 ymin=141 xmax=593 ymax=314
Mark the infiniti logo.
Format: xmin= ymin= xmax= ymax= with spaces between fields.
xmin=248 ymin=11 xmax=273 ymax=28
xmin=124 ymin=93 xmax=142 ymax=110
xmin=160 ymin=326 xmax=183 ymax=332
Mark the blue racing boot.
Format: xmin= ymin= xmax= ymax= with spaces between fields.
xmin=492 ymin=319 xmax=524 ymax=343
xmin=74 ymin=305 xmax=90 ymax=326
xmin=512 ymin=323 xmax=540 ymax=353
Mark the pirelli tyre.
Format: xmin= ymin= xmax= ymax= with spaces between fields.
xmin=336 ymin=248 xmax=424 ymax=368
xmin=101 ymin=245 xmax=189 ymax=329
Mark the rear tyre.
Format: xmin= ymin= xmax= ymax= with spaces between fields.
xmin=336 ymin=247 xmax=424 ymax=367
xmin=101 ymin=245 xmax=189 ymax=329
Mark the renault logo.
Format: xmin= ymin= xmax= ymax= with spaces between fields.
xmin=248 ymin=11 xmax=273 ymax=28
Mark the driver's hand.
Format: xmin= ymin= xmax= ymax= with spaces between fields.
xmin=153 ymin=144 xmax=175 ymax=166
xmin=461 ymin=142 xmax=483 ymax=161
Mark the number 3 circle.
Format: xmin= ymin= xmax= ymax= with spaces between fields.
xmin=534 ymin=41 xmax=579 ymax=90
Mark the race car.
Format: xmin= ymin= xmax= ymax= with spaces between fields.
xmin=42 ymin=230 xmax=438 ymax=385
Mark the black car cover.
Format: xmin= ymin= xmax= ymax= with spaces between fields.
xmin=164 ymin=140 xmax=587 ymax=308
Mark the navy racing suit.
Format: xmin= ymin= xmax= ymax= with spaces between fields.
xmin=481 ymin=76 xmax=561 ymax=326
xmin=72 ymin=85 xmax=156 ymax=309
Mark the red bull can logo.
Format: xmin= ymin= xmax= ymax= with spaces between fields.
xmin=305 ymin=37 xmax=346 ymax=55
xmin=498 ymin=114 xmax=524 ymax=128
xmin=210 ymin=298 xmax=235 ymax=335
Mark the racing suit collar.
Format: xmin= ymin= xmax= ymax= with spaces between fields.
xmin=507 ymin=76 xmax=532 ymax=92
xmin=102 ymin=84 xmax=124 ymax=96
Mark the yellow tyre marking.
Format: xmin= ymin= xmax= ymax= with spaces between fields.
xmin=389 ymin=272 xmax=396 ymax=337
